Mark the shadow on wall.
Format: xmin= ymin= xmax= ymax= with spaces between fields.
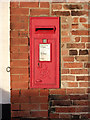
xmin=0 ymin=88 xmax=11 ymax=120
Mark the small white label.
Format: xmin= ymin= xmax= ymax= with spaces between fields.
xmin=39 ymin=44 xmax=50 ymax=61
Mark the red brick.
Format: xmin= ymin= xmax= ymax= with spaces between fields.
xmin=11 ymin=90 xmax=20 ymax=96
xmin=62 ymin=24 xmax=69 ymax=29
xmin=11 ymin=22 xmax=28 ymax=30
xmin=11 ymin=46 xmax=28 ymax=53
xmin=67 ymin=43 xmax=85 ymax=48
xmin=52 ymin=3 xmax=62 ymax=9
xmin=19 ymin=75 xmax=29 ymax=82
xmin=11 ymin=104 xmax=20 ymax=110
xmin=61 ymin=37 xmax=70 ymax=42
xmin=75 ymin=56 xmax=88 ymax=61
xmin=56 ymin=107 xmax=75 ymax=113
xmin=10 ymin=8 xmax=29 ymax=15
xmin=81 ymin=37 xmax=90 ymax=42
xmin=61 ymin=31 xmax=69 ymax=36
xmin=30 ymin=111 xmax=48 ymax=118
xmin=11 ymin=60 xmax=28 ymax=67
xmin=84 ymin=63 xmax=90 ymax=68
xmin=31 ymin=96 xmax=48 ymax=103
xmin=50 ymin=89 xmax=66 ymax=95
xmin=10 ymin=2 xmax=19 ymax=8
xmin=87 ymin=88 xmax=90 ymax=93
xmin=73 ymin=17 xmax=78 ymax=23
xmin=73 ymin=100 xmax=88 ymax=106
xmin=10 ymin=38 xmax=28 ymax=45
xmin=67 ymin=88 xmax=85 ymax=94
xmin=11 ymin=96 xmax=30 ymax=103
xmin=76 ymin=107 xmax=88 ymax=112
xmin=50 ymin=113 xmax=59 ymax=118
xmin=20 ymin=2 xmax=39 ymax=7
xmin=11 ymin=111 xmax=30 ymax=118
xmin=11 ymin=75 xmax=19 ymax=82
xmin=71 ymin=11 xmax=88 ymax=16
xmin=83 ymin=24 xmax=90 ymax=29
xmin=10 ymin=15 xmax=28 ymax=23
xmin=40 ymin=2 xmax=49 ymax=8
xmin=63 ymin=56 xmax=74 ymax=62
xmin=84 ymin=4 xmax=88 ymax=9
xmin=40 ymin=104 xmax=48 ymax=110
xmin=11 ymin=68 xmax=28 ymax=74
xmin=76 ymin=76 xmax=89 ymax=81
xmin=88 ymin=50 xmax=90 ymax=55
xmin=79 ymin=82 xmax=88 ymax=87
xmin=72 ymin=24 xmax=78 ymax=29
xmin=69 ymin=94 xmax=88 ymax=100
xmin=61 ymin=17 xmax=68 ymax=23
xmin=71 ymin=69 xmax=88 ymax=74
xmin=21 ymin=103 xmax=39 ymax=110
xmin=11 ymin=75 xmax=28 ymax=82
xmin=50 ymin=95 xmax=69 ymax=100
xmin=21 ymin=89 xmax=39 ymax=96
xmin=86 ymin=44 xmax=90 ymax=48
xmin=69 ymin=94 xmax=88 ymax=101
xmin=64 ymin=63 xmax=83 ymax=68
xmin=10 ymin=31 xmax=28 ymax=38
xmin=72 ymin=30 xmax=88 ymax=35
xmin=59 ymin=114 xmax=71 ymax=119
xmin=40 ymin=89 xmax=49 ymax=96
xmin=10 ymin=46 xmax=19 ymax=53
xmin=79 ymin=50 xmax=88 ymax=55
xmin=61 ymin=75 xmax=75 ymax=81
xmin=20 ymin=46 xmax=29 ymax=53
xmin=52 ymin=11 xmax=70 ymax=16
xmin=84 ymin=4 xmax=89 ymax=10
xmin=75 ymin=37 xmax=80 ymax=42
xmin=61 ymin=69 xmax=69 ymax=74
xmin=11 ymin=81 xmax=28 ymax=89
xmin=10 ymin=53 xmax=28 ymax=59
xmin=69 ymin=50 xmax=77 ymax=55
xmin=61 ymin=50 xmax=68 ymax=55
xmin=68 ymin=82 xmax=78 ymax=87
xmin=30 ymin=9 xmax=49 ymax=16
xmin=52 ymin=100 xmax=72 ymax=106
xmin=80 ymin=17 xmax=87 ymax=22
xmin=63 ymin=4 xmax=82 ymax=9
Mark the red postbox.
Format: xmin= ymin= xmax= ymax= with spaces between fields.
xmin=30 ymin=17 xmax=60 ymax=88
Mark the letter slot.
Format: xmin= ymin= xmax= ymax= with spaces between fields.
xmin=35 ymin=26 xmax=56 ymax=34
xmin=30 ymin=17 xmax=60 ymax=88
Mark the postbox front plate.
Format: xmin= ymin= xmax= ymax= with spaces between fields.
xmin=30 ymin=17 xmax=60 ymax=88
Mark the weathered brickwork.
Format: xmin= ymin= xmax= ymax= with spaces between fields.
xmin=10 ymin=1 xmax=90 ymax=120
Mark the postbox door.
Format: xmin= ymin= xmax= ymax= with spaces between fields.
xmin=31 ymin=38 xmax=59 ymax=88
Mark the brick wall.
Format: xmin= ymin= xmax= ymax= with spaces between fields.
xmin=10 ymin=1 xmax=90 ymax=120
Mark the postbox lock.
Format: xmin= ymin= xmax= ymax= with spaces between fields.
xmin=43 ymin=39 xmax=47 ymax=43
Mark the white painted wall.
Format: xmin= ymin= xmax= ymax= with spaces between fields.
xmin=0 ymin=2 xmax=10 ymax=104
